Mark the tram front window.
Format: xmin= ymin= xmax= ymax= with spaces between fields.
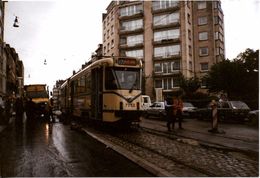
xmin=105 ymin=68 xmax=141 ymax=90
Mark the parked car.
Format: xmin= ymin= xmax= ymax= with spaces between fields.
xmin=145 ymin=101 xmax=166 ymax=119
xmin=182 ymin=102 xmax=197 ymax=118
xmin=196 ymin=100 xmax=250 ymax=122
xmin=248 ymin=110 xmax=259 ymax=124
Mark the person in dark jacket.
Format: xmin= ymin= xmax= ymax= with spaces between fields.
xmin=165 ymin=96 xmax=173 ymax=131
xmin=25 ymin=97 xmax=35 ymax=124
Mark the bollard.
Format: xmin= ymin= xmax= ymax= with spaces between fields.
xmin=208 ymin=100 xmax=219 ymax=133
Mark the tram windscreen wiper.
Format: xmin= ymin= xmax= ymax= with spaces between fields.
xmin=129 ymin=77 xmax=137 ymax=93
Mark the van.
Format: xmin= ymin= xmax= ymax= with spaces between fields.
xmin=141 ymin=95 xmax=151 ymax=110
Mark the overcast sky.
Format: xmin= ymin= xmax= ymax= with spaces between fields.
xmin=4 ymin=0 xmax=260 ymax=90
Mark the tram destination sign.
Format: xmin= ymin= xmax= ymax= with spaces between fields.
xmin=117 ymin=58 xmax=137 ymax=66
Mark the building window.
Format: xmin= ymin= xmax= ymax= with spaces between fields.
xmin=154 ymin=29 xmax=180 ymax=42
xmin=171 ymin=60 xmax=180 ymax=71
xmin=198 ymin=16 xmax=207 ymax=25
xmin=189 ymin=61 xmax=192 ymax=70
xmin=154 ymin=45 xmax=180 ymax=58
xmin=121 ymin=19 xmax=143 ymax=31
xmin=215 ymin=31 xmax=223 ymax=41
xmin=155 ymin=79 xmax=163 ymax=88
xmin=111 ymin=10 xmax=114 ymax=20
xmin=153 ymin=12 xmax=179 ymax=26
xmin=152 ymin=0 xmax=179 ymax=10
xmin=189 ymin=45 xmax=192 ymax=56
xmin=163 ymin=78 xmax=173 ymax=90
xmin=200 ymin=63 xmax=209 ymax=71
xmin=188 ymin=29 xmax=191 ymax=40
xmin=154 ymin=63 xmax=163 ymax=73
xmin=197 ymin=1 xmax=207 ymax=9
xmin=187 ymin=13 xmax=191 ymax=24
xmin=120 ymin=4 xmax=143 ymax=17
xmin=199 ymin=47 xmax=209 ymax=56
xmin=214 ymin=16 xmax=223 ymax=26
xmin=172 ymin=78 xmax=180 ymax=87
xmin=107 ymin=43 xmax=110 ymax=52
xmin=154 ymin=61 xmax=180 ymax=74
xmin=111 ymin=40 xmax=114 ymax=48
xmin=199 ymin=32 xmax=208 ymax=41
xmin=111 ymin=25 xmax=114 ymax=35
xmin=201 ymin=78 xmax=207 ymax=88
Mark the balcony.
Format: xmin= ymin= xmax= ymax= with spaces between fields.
xmin=152 ymin=3 xmax=180 ymax=14
xmin=119 ymin=10 xmax=144 ymax=21
xmin=119 ymin=42 xmax=144 ymax=50
xmin=153 ymin=38 xmax=181 ymax=46
xmin=152 ymin=21 xmax=180 ymax=30
xmin=153 ymin=71 xmax=180 ymax=78
xmin=153 ymin=53 xmax=181 ymax=61
xmin=119 ymin=26 xmax=144 ymax=35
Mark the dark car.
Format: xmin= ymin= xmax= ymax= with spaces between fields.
xmin=248 ymin=110 xmax=259 ymax=126
xmin=182 ymin=102 xmax=197 ymax=118
xmin=196 ymin=100 xmax=250 ymax=122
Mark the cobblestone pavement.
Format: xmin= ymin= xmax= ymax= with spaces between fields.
xmin=82 ymin=126 xmax=258 ymax=177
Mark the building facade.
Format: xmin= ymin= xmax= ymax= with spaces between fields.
xmin=102 ymin=0 xmax=225 ymax=100
xmin=4 ymin=44 xmax=24 ymax=97
xmin=0 ymin=1 xmax=5 ymax=97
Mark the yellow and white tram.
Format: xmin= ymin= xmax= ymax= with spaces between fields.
xmin=59 ymin=57 xmax=143 ymax=124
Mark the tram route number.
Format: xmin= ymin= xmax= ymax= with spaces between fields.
xmin=125 ymin=103 xmax=135 ymax=107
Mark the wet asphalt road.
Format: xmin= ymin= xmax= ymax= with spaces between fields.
xmin=0 ymin=118 xmax=153 ymax=177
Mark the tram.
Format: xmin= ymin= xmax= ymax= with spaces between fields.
xmin=59 ymin=57 xmax=143 ymax=124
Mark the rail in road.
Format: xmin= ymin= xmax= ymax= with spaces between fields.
xmin=81 ymin=124 xmax=258 ymax=177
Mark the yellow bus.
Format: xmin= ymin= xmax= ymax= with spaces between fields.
xmin=24 ymin=84 xmax=49 ymax=118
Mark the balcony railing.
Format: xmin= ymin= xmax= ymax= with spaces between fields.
xmin=119 ymin=10 xmax=144 ymax=20
xmin=152 ymin=21 xmax=180 ymax=30
xmin=153 ymin=38 xmax=180 ymax=46
xmin=152 ymin=2 xmax=180 ymax=14
xmin=119 ymin=26 xmax=144 ymax=35
xmin=119 ymin=42 xmax=144 ymax=49
xmin=153 ymin=52 xmax=181 ymax=61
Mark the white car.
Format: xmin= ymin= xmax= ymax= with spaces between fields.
xmin=145 ymin=102 xmax=166 ymax=119
xmin=182 ymin=102 xmax=197 ymax=118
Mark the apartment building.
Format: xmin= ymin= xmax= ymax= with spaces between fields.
xmin=102 ymin=0 xmax=225 ymax=100
xmin=0 ymin=1 xmax=5 ymax=97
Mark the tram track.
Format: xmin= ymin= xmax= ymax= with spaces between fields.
xmin=81 ymin=124 xmax=258 ymax=177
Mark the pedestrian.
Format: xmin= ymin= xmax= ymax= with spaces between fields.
xmin=175 ymin=95 xmax=184 ymax=129
xmin=25 ymin=97 xmax=35 ymax=124
xmin=165 ymin=96 xmax=173 ymax=131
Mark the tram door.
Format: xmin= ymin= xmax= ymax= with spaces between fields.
xmin=91 ymin=68 xmax=103 ymax=120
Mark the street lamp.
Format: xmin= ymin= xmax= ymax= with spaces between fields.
xmin=13 ymin=16 xmax=19 ymax=27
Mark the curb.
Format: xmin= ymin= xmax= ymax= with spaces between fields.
xmin=81 ymin=128 xmax=173 ymax=177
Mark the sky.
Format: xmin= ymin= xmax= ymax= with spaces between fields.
xmin=4 ymin=0 xmax=260 ymax=90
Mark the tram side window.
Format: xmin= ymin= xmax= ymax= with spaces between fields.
xmin=85 ymin=73 xmax=91 ymax=93
xmin=78 ymin=76 xmax=86 ymax=93
xmin=105 ymin=68 xmax=118 ymax=90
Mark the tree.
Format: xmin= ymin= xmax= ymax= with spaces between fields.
xmin=179 ymin=74 xmax=200 ymax=96
xmin=206 ymin=48 xmax=259 ymax=101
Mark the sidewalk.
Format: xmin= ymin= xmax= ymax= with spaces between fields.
xmin=140 ymin=117 xmax=259 ymax=154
